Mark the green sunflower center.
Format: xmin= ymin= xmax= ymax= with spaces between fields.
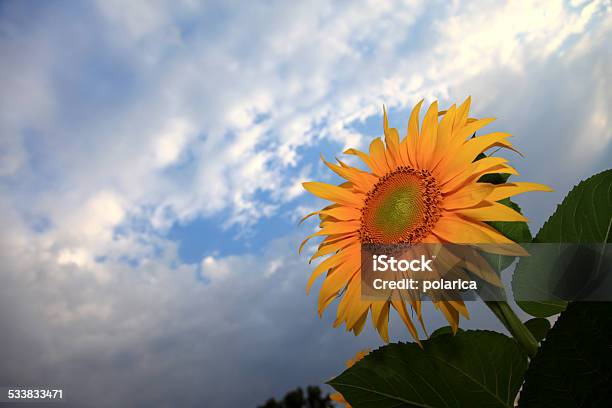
xmin=360 ymin=167 xmax=441 ymax=244
xmin=373 ymin=184 xmax=421 ymax=236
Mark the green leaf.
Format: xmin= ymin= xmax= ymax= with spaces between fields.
xmin=478 ymin=171 xmax=511 ymax=185
xmin=485 ymin=199 xmax=533 ymax=273
xmin=519 ymin=302 xmax=612 ymax=407
xmin=523 ymin=318 xmax=551 ymax=343
xmin=488 ymin=199 xmax=533 ymax=244
xmin=474 ymin=154 xmax=532 ymax=272
xmin=512 ymin=170 xmax=612 ymax=317
xmin=328 ymin=330 xmax=528 ymax=408
xmin=428 ymin=325 xmax=462 ymax=339
xmin=475 ymin=151 xmax=511 ymax=185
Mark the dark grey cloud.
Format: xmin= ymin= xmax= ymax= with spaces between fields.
xmin=0 ymin=231 xmax=512 ymax=407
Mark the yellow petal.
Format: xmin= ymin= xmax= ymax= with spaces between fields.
xmin=303 ymin=181 xmax=364 ymax=208
xmin=307 ymin=243 xmax=359 ymax=292
xmin=330 ymin=393 xmax=347 ymax=404
xmin=436 ymin=301 xmax=460 ymax=332
xmin=441 ymin=157 xmax=517 ymax=193
xmin=344 ymin=286 xmax=371 ymax=331
xmin=368 ymin=137 xmax=390 ymax=175
xmin=453 ymin=96 xmax=472 ymax=132
xmin=391 ymin=298 xmax=421 ymax=344
xmin=397 ymin=132 xmax=410 ymax=165
xmin=417 ymin=101 xmax=439 ymax=168
xmin=318 ymin=261 xmax=359 ymax=315
xmin=384 ymin=130 xmax=400 ymax=170
xmin=299 ymin=222 xmax=358 ymax=254
xmin=432 ymin=215 xmax=528 ymax=256
xmin=334 ymin=280 xmax=353 ymax=326
xmin=443 ymin=183 xmax=495 ymax=210
xmin=298 ymin=210 xmax=319 ymax=225
xmin=448 ymin=300 xmax=470 ymax=319
xmin=371 ymin=301 xmax=390 ymax=342
xmin=487 ymin=182 xmax=554 ymax=202
xmin=454 ymin=119 xmax=498 ymax=144
xmin=405 ymin=99 xmax=424 ymax=168
xmin=352 ymin=310 xmax=369 ymax=335
xmin=309 ymin=233 xmax=357 ymax=263
xmin=455 ymin=200 xmax=528 ymax=222
xmin=319 ymin=219 xmax=361 ymax=231
xmin=442 ymin=247 xmax=502 ymax=286
xmin=433 ymin=122 xmax=500 ymax=182
xmin=437 ymin=104 xmax=457 ymax=143
xmin=320 ymin=155 xmax=375 ymax=193
xmin=320 ymin=206 xmax=362 ymax=221
xmin=344 ymin=148 xmax=383 ymax=176
xmin=383 ymin=107 xmax=400 ymax=168
xmin=453 ymin=132 xmax=514 ymax=169
xmin=431 ymin=104 xmax=457 ymax=168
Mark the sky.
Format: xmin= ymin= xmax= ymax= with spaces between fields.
xmin=0 ymin=0 xmax=611 ymax=407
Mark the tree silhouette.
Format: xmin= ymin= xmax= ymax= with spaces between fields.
xmin=257 ymin=386 xmax=335 ymax=408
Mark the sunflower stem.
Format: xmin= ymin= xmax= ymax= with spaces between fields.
xmin=485 ymin=300 xmax=538 ymax=358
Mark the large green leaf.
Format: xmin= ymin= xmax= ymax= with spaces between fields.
xmin=519 ymin=302 xmax=612 ymax=407
xmin=428 ymin=325 xmax=462 ymax=339
xmin=512 ymin=170 xmax=612 ymax=317
xmin=328 ymin=330 xmax=528 ymax=408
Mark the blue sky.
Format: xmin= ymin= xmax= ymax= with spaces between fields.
xmin=0 ymin=1 xmax=611 ymax=407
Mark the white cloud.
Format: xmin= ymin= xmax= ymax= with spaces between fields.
xmin=201 ymin=255 xmax=232 ymax=281
xmin=2 ymin=0 xmax=609 ymax=249
xmin=78 ymin=191 xmax=126 ymax=238
xmin=265 ymin=258 xmax=283 ymax=278
xmin=37 ymin=190 xmax=127 ymax=274
xmin=0 ymin=0 xmax=608 ymax=314
xmin=56 ymin=247 xmax=91 ymax=268
xmin=152 ymin=117 xmax=194 ymax=167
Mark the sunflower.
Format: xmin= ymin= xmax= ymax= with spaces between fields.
xmin=300 ymin=97 xmax=552 ymax=342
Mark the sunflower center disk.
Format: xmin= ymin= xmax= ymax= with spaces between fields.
xmin=360 ymin=168 xmax=442 ymax=244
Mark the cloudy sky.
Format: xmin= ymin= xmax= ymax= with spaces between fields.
xmin=0 ymin=1 xmax=610 ymax=407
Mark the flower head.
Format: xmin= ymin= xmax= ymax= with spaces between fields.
xmin=301 ymin=97 xmax=552 ymax=341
